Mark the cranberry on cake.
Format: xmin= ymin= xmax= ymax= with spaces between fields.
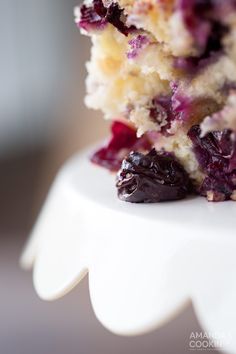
xmin=75 ymin=0 xmax=236 ymax=202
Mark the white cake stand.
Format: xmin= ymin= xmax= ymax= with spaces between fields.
xmin=21 ymin=146 xmax=236 ymax=353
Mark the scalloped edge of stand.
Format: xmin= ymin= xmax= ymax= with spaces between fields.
xmin=21 ymin=146 xmax=236 ymax=353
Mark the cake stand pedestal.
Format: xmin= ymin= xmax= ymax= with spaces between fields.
xmin=21 ymin=147 xmax=236 ymax=353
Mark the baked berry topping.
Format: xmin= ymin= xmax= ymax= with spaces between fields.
xmin=116 ymin=149 xmax=192 ymax=203
xmin=91 ymin=121 xmax=151 ymax=172
xmin=188 ymin=125 xmax=236 ymax=201
xmin=78 ymin=0 xmax=135 ymax=35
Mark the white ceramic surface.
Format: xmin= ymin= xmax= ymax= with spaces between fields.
xmin=21 ymin=147 xmax=236 ymax=353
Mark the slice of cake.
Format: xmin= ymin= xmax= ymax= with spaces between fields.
xmin=75 ymin=0 xmax=236 ymax=202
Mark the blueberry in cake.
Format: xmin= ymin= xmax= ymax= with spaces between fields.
xmin=75 ymin=0 xmax=236 ymax=202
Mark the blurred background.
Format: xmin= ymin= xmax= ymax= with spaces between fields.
xmin=0 ymin=1 xmax=219 ymax=353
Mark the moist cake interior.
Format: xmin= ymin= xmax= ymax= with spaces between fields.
xmin=75 ymin=0 xmax=236 ymax=202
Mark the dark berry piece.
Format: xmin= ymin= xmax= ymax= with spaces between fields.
xmin=116 ymin=149 xmax=192 ymax=203
xmin=188 ymin=125 xmax=236 ymax=174
xmin=188 ymin=125 xmax=236 ymax=201
xmin=91 ymin=121 xmax=151 ymax=172
xmin=200 ymin=175 xmax=235 ymax=201
xmin=79 ymin=0 xmax=107 ymax=32
xmin=78 ymin=0 xmax=136 ymax=36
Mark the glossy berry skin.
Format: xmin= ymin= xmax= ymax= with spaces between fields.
xmin=116 ymin=149 xmax=192 ymax=203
